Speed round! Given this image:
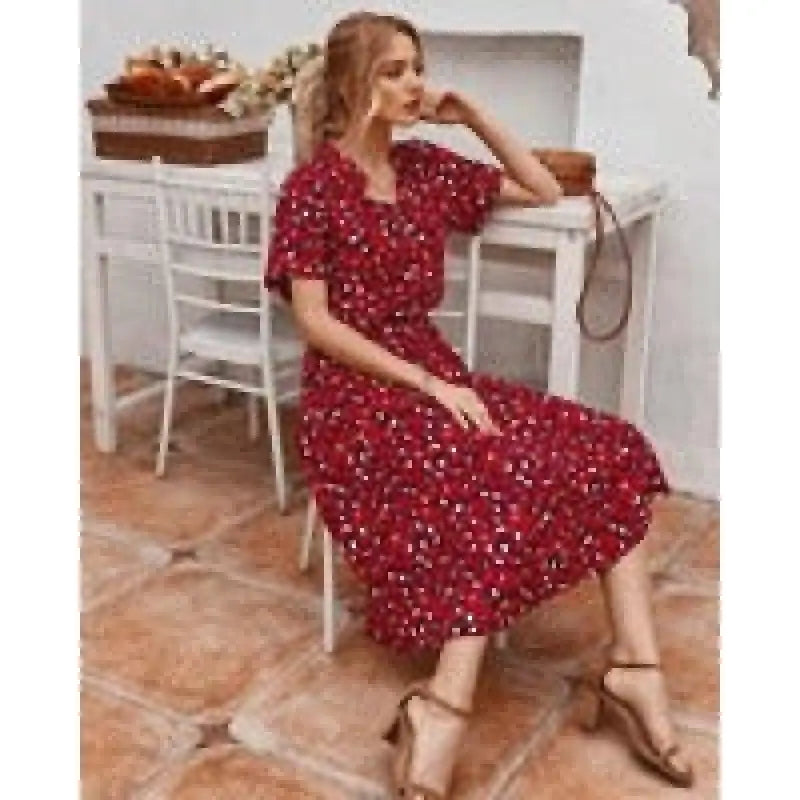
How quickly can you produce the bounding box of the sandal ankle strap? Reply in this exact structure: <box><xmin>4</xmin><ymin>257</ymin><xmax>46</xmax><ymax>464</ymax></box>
<box><xmin>608</xmin><ymin>661</ymin><xmax>662</xmax><ymax>670</ymax></box>
<box><xmin>397</xmin><ymin>682</ymin><xmax>472</xmax><ymax>718</ymax></box>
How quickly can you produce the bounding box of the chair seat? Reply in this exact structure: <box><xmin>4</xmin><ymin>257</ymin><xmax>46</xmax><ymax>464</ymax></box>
<box><xmin>180</xmin><ymin>312</ymin><xmax>303</xmax><ymax>366</ymax></box>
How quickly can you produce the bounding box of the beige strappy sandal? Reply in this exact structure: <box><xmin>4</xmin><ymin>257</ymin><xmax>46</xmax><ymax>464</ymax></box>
<box><xmin>381</xmin><ymin>681</ymin><xmax>471</xmax><ymax>799</ymax></box>
<box><xmin>575</xmin><ymin>660</ymin><xmax>695</xmax><ymax>788</ymax></box>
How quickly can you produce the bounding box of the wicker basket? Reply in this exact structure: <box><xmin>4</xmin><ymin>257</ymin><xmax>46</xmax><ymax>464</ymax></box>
<box><xmin>86</xmin><ymin>98</ymin><xmax>268</xmax><ymax>166</ymax></box>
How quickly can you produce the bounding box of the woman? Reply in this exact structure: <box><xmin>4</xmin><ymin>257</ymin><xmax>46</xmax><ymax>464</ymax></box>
<box><xmin>266</xmin><ymin>11</ymin><xmax>693</xmax><ymax>799</ymax></box>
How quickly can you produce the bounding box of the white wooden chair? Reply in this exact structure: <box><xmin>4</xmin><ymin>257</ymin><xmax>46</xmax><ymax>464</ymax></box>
<box><xmin>297</xmin><ymin>234</ymin><xmax>509</xmax><ymax>652</ymax></box>
<box><xmin>434</xmin><ymin>234</ymin><xmax>483</xmax><ymax>371</ymax></box>
<box><xmin>152</xmin><ymin>157</ymin><xmax>303</xmax><ymax>513</ymax></box>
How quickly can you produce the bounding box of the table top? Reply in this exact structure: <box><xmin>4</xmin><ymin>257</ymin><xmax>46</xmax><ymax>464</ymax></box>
<box><xmin>81</xmin><ymin>154</ymin><xmax>667</xmax><ymax>232</ymax></box>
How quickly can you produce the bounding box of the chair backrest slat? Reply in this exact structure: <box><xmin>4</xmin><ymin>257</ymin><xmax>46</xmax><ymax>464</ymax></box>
<box><xmin>169</xmin><ymin>260</ymin><xmax>263</xmax><ymax>282</ymax></box>
<box><xmin>173</xmin><ymin>294</ymin><xmax>261</xmax><ymax>314</ymax></box>
<box><xmin>152</xmin><ymin>157</ymin><xmax>276</xmax><ymax>338</ymax></box>
<box><xmin>152</xmin><ymin>156</ymin><xmax>303</xmax><ymax>416</ymax></box>
<box><xmin>219</xmin><ymin>201</ymin><xmax>232</xmax><ymax>244</ymax></box>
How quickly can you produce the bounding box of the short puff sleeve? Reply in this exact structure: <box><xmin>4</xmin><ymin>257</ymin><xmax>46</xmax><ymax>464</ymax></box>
<box><xmin>409</xmin><ymin>138</ymin><xmax>503</xmax><ymax>234</ymax></box>
<box><xmin>264</xmin><ymin>166</ymin><xmax>331</xmax><ymax>302</ymax></box>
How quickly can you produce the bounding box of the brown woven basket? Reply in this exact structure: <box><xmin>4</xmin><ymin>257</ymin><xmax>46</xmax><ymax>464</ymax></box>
<box><xmin>86</xmin><ymin>98</ymin><xmax>268</xmax><ymax>166</ymax></box>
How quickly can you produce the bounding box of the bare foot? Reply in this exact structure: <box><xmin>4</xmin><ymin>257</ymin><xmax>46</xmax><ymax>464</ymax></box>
<box><xmin>404</xmin><ymin>695</ymin><xmax>467</xmax><ymax>797</ymax></box>
<box><xmin>602</xmin><ymin>666</ymin><xmax>692</xmax><ymax>775</ymax></box>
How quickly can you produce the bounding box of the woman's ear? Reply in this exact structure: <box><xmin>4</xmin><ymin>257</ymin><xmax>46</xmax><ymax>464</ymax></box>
<box><xmin>352</xmin><ymin>83</ymin><xmax>382</xmax><ymax>133</ymax></box>
<box><xmin>366</xmin><ymin>85</ymin><xmax>382</xmax><ymax>120</ymax></box>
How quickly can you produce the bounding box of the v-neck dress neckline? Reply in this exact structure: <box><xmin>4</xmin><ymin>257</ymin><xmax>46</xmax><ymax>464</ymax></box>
<box><xmin>323</xmin><ymin>138</ymin><xmax>405</xmax><ymax>209</ymax></box>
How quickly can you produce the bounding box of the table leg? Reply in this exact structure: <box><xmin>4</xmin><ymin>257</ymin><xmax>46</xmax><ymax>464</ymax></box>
<box><xmin>548</xmin><ymin>229</ymin><xmax>586</xmax><ymax>399</ymax></box>
<box><xmin>83</xmin><ymin>188</ymin><xmax>117</xmax><ymax>452</ymax></box>
<box><xmin>620</xmin><ymin>213</ymin><xmax>658</xmax><ymax>426</ymax></box>
<box><xmin>465</xmin><ymin>235</ymin><xmax>482</xmax><ymax>370</ymax></box>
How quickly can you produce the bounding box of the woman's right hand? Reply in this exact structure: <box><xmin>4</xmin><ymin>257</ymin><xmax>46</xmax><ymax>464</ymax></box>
<box><xmin>419</xmin><ymin>86</ymin><xmax>474</xmax><ymax>126</ymax></box>
<box><xmin>423</xmin><ymin>375</ymin><xmax>502</xmax><ymax>435</ymax></box>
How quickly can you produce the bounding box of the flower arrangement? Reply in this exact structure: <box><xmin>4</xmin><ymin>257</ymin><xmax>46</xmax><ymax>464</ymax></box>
<box><xmin>221</xmin><ymin>42</ymin><xmax>322</xmax><ymax>119</ymax></box>
<box><xmin>102</xmin><ymin>40</ymin><xmax>322</xmax><ymax>121</ymax></box>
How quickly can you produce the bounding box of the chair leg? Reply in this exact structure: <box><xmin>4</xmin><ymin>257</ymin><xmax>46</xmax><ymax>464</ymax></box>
<box><xmin>261</xmin><ymin>365</ymin><xmax>288</xmax><ymax>513</ymax></box>
<box><xmin>300</xmin><ymin>494</ymin><xmax>317</xmax><ymax>572</ymax></box>
<box><xmin>465</xmin><ymin>234</ymin><xmax>482</xmax><ymax>371</ymax></box>
<box><xmin>247</xmin><ymin>393</ymin><xmax>260</xmax><ymax>441</ymax></box>
<box><xmin>322</xmin><ymin>525</ymin><xmax>337</xmax><ymax>654</ymax></box>
<box><xmin>155</xmin><ymin>345</ymin><xmax>179</xmax><ymax>477</ymax></box>
<box><xmin>212</xmin><ymin>361</ymin><xmax>229</xmax><ymax>404</ymax></box>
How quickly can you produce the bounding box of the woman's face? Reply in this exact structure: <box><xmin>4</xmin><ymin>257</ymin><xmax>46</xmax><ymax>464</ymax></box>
<box><xmin>368</xmin><ymin>32</ymin><xmax>424</xmax><ymax>127</ymax></box>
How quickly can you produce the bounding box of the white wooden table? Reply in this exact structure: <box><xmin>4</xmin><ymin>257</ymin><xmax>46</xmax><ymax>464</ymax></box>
<box><xmin>472</xmin><ymin>175</ymin><xmax>666</xmax><ymax>423</ymax></box>
<box><xmin>81</xmin><ymin>155</ymin><xmax>665</xmax><ymax>452</ymax></box>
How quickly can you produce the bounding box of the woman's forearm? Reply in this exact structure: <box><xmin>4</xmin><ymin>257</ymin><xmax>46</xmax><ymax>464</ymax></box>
<box><xmin>298</xmin><ymin>307</ymin><xmax>431</xmax><ymax>392</ymax></box>
<box><xmin>462</xmin><ymin>99</ymin><xmax>563</xmax><ymax>203</ymax></box>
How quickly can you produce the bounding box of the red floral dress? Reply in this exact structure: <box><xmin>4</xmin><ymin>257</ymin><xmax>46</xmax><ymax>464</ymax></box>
<box><xmin>265</xmin><ymin>137</ymin><xmax>669</xmax><ymax>652</ymax></box>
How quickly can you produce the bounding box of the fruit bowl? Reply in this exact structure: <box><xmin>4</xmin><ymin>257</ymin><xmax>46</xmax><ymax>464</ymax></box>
<box><xmin>104</xmin><ymin>82</ymin><xmax>211</xmax><ymax>107</ymax></box>
<box><xmin>105</xmin><ymin>66</ymin><xmax>239</xmax><ymax>108</ymax></box>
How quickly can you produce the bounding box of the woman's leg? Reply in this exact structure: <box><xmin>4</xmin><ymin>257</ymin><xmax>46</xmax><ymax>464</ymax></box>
<box><xmin>406</xmin><ymin>634</ymin><xmax>489</xmax><ymax>794</ymax></box>
<box><xmin>429</xmin><ymin>633</ymin><xmax>489</xmax><ymax>709</ymax></box>
<box><xmin>598</xmin><ymin>540</ymin><xmax>691</xmax><ymax>770</ymax></box>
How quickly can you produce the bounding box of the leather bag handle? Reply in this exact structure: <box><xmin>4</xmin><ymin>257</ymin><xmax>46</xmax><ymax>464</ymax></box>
<box><xmin>575</xmin><ymin>189</ymin><xmax>634</xmax><ymax>342</ymax></box>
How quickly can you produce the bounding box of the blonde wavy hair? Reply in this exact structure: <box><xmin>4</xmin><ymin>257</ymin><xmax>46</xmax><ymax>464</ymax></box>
<box><xmin>291</xmin><ymin>11</ymin><xmax>424</xmax><ymax>163</ymax></box>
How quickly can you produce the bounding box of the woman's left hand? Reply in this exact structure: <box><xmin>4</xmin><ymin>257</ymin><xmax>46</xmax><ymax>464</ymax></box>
<box><xmin>419</xmin><ymin>86</ymin><xmax>473</xmax><ymax>126</ymax></box>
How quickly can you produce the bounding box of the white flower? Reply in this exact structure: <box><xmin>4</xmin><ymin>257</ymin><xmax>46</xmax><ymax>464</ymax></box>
<box><xmin>217</xmin><ymin>40</ymin><xmax>321</xmax><ymax>119</ymax></box>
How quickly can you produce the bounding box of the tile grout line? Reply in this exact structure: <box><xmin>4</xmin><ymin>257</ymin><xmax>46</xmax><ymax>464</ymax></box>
<box><xmin>660</xmin><ymin>566</ymin><xmax>718</xmax><ymax>593</ymax></box>
<box><xmin>230</xmin><ymin>725</ymin><xmax>389</xmax><ymax>799</ymax></box>
<box><xmin>484</xmin><ymin>679</ymin><xmax>574</xmax><ymax>800</ymax></box>
<box><xmin>202</xmin><ymin>560</ymin><xmax>344</xmax><ymax>617</ymax></box>
<box><xmin>80</xmin><ymin>524</ymin><xmax>174</xmax><ymax>614</ymax></box>
<box><xmin>82</xmin><ymin>517</ymin><xmax>354</xmax><ymax>640</ymax></box>
<box><xmin>82</xmin><ymin>561</ymin><xmax>343</xmax><ymax>725</ymax></box>
<box><xmin>228</xmin><ymin>642</ymin><xmax>390</xmax><ymax>799</ymax></box>
<box><xmin>81</xmin><ymin>672</ymin><xmax>203</xmax><ymax>733</ymax></box>
<box><xmin>674</xmin><ymin>709</ymin><xmax>719</xmax><ymax>737</ymax></box>
<box><xmin>80</xmin><ymin>494</ymin><xmax>272</xmax><ymax>556</ymax></box>
<box><xmin>81</xmin><ymin>569</ymin><xmax>169</xmax><ymax>615</ymax></box>
<box><xmin>655</xmin><ymin>574</ymin><xmax>719</xmax><ymax>598</ymax></box>
<box><xmin>655</xmin><ymin>523</ymin><xmax>716</xmax><ymax>578</ymax></box>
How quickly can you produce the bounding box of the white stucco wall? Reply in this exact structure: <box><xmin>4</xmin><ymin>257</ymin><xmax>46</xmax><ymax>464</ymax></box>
<box><xmin>81</xmin><ymin>0</ymin><xmax>719</xmax><ymax>498</ymax></box>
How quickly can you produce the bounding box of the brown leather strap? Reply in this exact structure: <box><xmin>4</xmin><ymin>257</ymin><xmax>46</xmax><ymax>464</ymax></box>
<box><xmin>575</xmin><ymin>189</ymin><xmax>634</xmax><ymax>342</ymax></box>
<box><xmin>397</xmin><ymin>682</ymin><xmax>472</xmax><ymax>718</ymax></box>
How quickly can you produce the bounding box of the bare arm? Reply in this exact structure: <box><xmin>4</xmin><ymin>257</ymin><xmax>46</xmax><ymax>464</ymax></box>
<box><xmin>422</xmin><ymin>88</ymin><xmax>564</xmax><ymax>207</ymax></box>
<box><xmin>290</xmin><ymin>280</ymin><xmax>429</xmax><ymax>392</ymax></box>
<box><xmin>464</xmin><ymin>100</ymin><xmax>564</xmax><ymax>206</ymax></box>
<box><xmin>289</xmin><ymin>281</ymin><xmax>500</xmax><ymax>434</ymax></box>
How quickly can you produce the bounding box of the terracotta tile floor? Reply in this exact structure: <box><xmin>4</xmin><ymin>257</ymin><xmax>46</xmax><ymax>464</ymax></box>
<box><xmin>80</xmin><ymin>363</ymin><xmax>720</xmax><ymax>799</ymax></box>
